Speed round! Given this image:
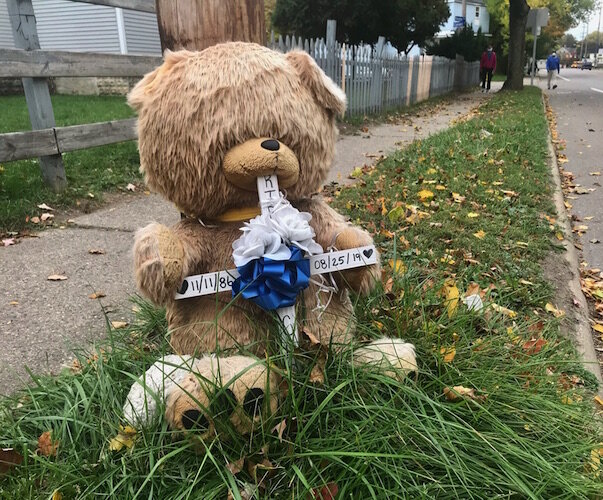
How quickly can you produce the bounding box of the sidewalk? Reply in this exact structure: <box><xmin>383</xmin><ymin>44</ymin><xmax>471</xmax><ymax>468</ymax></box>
<box><xmin>0</xmin><ymin>86</ymin><xmax>498</xmax><ymax>394</ymax></box>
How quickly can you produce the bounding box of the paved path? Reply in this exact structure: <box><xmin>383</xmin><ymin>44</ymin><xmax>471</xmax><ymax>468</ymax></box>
<box><xmin>543</xmin><ymin>69</ymin><xmax>603</xmax><ymax>270</ymax></box>
<box><xmin>0</xmin><ymin>87</ymin><xmax>496</xmax><ymax>394</ymax></box>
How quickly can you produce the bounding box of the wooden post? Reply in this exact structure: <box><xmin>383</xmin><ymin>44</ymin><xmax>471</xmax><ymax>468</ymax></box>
<box><xmin>155</xmin><ymin>0</ymin><xmax>266</xmax><ymax>52</ymax></box>
<box><xmin>7</xmin><ymin>0</ymin><xmax>66</xmax><ymax>192</ymax></box>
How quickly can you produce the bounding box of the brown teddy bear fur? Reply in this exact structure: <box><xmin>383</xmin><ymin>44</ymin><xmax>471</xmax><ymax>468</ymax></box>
<box><xmin>130</xmin><ymin>42</ymin><xmax>378</xmax><ymax>354</ymax></box>
<box><xmin>128</xmin><ymin>42</ymin><xmax>415</xmax><ymax>432</ymax></box>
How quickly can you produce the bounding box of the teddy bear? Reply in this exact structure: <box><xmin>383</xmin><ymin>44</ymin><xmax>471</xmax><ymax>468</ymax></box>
<box><xmin>122</xmin><ymin>42</ymin><xmax>417</xmax><ymax>436</ymax></box>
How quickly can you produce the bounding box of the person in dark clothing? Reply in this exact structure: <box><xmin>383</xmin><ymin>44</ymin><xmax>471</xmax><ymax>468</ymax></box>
<box><xmin>480</xmin><ymin>45</ymin><xmax>496</xmax><ymax>92</ymax></box>
<box><xmin>546</xmin><ymin>52</ymin><xmax>560</xmax><ymax>90</ymax></box>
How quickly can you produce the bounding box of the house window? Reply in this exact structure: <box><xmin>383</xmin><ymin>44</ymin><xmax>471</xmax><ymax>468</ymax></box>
<box><xmin>475</xmin><ymin>6</ymin><xmax>480</xmax><ymax>18</ymax></box>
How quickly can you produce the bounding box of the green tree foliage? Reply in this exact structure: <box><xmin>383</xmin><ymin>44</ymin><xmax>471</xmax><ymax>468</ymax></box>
<box><xmin>426</xmin><ymin>26</ymin><xmax>488</xmax><ymax>61</ymax></box>
<box><xmin>272</xmin><ymin>0</ymin><xmax>450</xmax><ymax>54</ymax></box>
<box><xmin>560</xmin><ymin>33</ymin><xmax>577</xmax><ymax>47</ymax></box>
<box><xmin>486</xmin><ymin>0</ymin><xmax>595</xmax><ymax>75</ymax></box>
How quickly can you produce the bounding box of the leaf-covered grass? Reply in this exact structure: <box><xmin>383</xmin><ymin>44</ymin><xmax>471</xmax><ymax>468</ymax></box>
<box><xmin>0</xmin><ymin>95</ymin><xmax>140</xmax><ymax>234</ymax></box>
<box><xmin>1</xmin><ymin>88</ymin><xmax>601</xmax><ymax>498</ymax></box>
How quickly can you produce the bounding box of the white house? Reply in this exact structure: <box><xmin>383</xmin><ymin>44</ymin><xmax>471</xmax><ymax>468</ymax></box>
<box><xmin>0</xmin><ymin>0</ymin><xmax>161</xmax><ymax>55</ymax></box>
<box><xmin>439</xmin><ymin>0</ymin><xmax>490</xmax><ymax>37</ymax></box>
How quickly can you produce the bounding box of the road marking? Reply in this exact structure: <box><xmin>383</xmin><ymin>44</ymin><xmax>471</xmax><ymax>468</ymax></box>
<box><xmin>557</xmin><ymin>75</ymin><xmax>571</xmax><ymax>81</ymax></box>
<box><xmin>591</xmin><ymin>87</ymin><xmax>603</xmax><ymax>94</ymax></box>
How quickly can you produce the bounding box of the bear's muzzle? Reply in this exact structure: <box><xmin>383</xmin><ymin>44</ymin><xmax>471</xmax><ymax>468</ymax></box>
<box><xmin>223</xmin><ymin>138</ymin><xmax>300</xmax><ymax>191</ymax></box>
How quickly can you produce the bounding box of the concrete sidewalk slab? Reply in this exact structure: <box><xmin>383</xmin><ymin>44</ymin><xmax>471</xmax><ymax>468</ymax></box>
<box><xmin>0</xmin><ymin>89</ymin><xmax>496</xmax><ymax>394</ymax></box>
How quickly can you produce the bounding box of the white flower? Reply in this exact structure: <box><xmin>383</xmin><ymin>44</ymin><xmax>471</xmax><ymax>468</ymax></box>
<box><xmin>232</xmin><ymin>223</ymin><xmax>290</xmax><ymax>267</ymax></box>
<box><xmin>231</xmin><ymin>196</ymin><xmax>323</xmax><ymax>266</ymax></box>
<box><xmin>270</xmin><ymin>202</ymin><xmax>323</xmax><ymax>255</ymax></box>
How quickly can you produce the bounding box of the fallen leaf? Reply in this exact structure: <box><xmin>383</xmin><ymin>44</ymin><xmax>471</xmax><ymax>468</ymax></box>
<box><xmin>37</xmin><ymin>431</ymin><xmax>59</xmax><ymax>457</ymax></box>
<box><xmin>555</xmin><ymin>232</ymin><xmax>564</xmax><ymax>241</ymax></box>
<box><xmin>0</xmin><ymin>448</ymin><xmax>23</xmax><ymax>475</ymax></box>
<box><xmin>590</xmin><ymin>238</ymin><xmax>600</xmax><ymax>244</ymax></box>
<box><xmin>109</xmin><ymin>425</ymin><xmax>137</xmax><ymax>451</ymax></box>
<box><xmin>226</xmin><ymin>457</ymin><xmax>245</xmax><ymax>475</ymax></box>
<box><xmin>442</xmin><ymin>279</ymin><xmax>459</xmax><ymax>319</ymax></box>
<box><xmin>308</xmin><ymin>482</ymin><xmax>339</xmax><ymax>500</ymax></box>
<box><xmin>592</xmin><ymin>324</ymin><xmax>603</xmax><ymax>334</ymax></box>
<box><xmin>47</xmin><ymin>274</ymin><xmax>68</xmax><ymax>281</ymax></box>
<box><xmin>126</xmin><ymin>183</ymin><xmax>136</xmax><ymax>192</ymax></box>
<box><xmin>388</xmin><ymin>205</ymin><xmax>405</xmax><ymax>222</ymax></box>
<box><xmin>88</xmin><ymin>248</ymin><xmax>105</xmax><ymax>255</ymax></box>
<box><xmin>2</xmin><ymin>238</ymin><xmax>15</xmax><ymax>247</ymax></box>
<box><xmin>349</xmin><ymin>167</ymin><xmax>363</xmax><ymax>179</ymax></box>
<box><xmin>272</xmin><ymin>419</ymin><xmax>287</xmax><ymax>442</ymax></box>
<box><xmin>595</xmin><ymin>395</ymin><xmax>603</xmax><ymax>407</ymax></box>
<box><xmin>523</xmin><ymin>337</ymin><xmax>547</xmax><ymax>355</ymax></box>
<box><xmin>302</xmin><ymin>328</ymin><xmax>321</xmax><ymax>346</ymax></box>
<box><xmin>473</xmin><ymin>230</ymin><xmax>486</xmax><ymax>239</ymax></box>
<box><xmin>389</xmin><ymin>259</ymin><xmax>406</xmax><ymax>274</ymax></box>
<box><xmin>545</xmin><ymin>302</ymin><xmax>565</xmax><ymax>318</ymax></box>
<box><xmin>467</xmin><ymin>212</ymin><xmax>480</xmax><ymax>218</ymax></box>
<box><xmin>575</xmin><ymin>187</ymin><xmax>589</xmax><ymax>194</ymax></box>
<box><xmin>443</xmin><ymin>385</ymin><xmax>484</xmax><ymax>402</ymax></box>
<box><xmin>88</xmin><ymin>292</ymin><xmax>106</xmax><ymax>299</ymax></box>
<box><xmin>452</xmin><ymin>192</ymin><xmax>466</xmax><ymax>204</ymax></box>
<box><xmin>589</xmin><ymin>171</ymin><xmax>601</xmax><ymax>176</ymax></box>
<box><xmin>37</xmin><ymin>203</ymin><xmax>54</xmax><ymax>211</ymax></box>
<box><xmin>490</xmin><ymin>303</ymin><xmax>517</xmax><ymax>318</ymax></box>
<box><xmin>30</xmin><ymin>216</ymin><xmax>40</xmax><ymax>224</ymax></box>
<box><xmin>9</xmin><ymin>301</ymin><xmax>18</xmax><ymax>306</ymax></box>
<box><xmin>247</xmin><ymin>457</ymin><xmax>277</xmax><ymax>486</ymax></box>
<box><xmin>110</xmin><ymin>321</ymin><xmax>128</xmax><ymax>329</ymax></box>
<box><xmin>87</xmin><ymin>192</ymin><xmax>95</xmax><ymax>198</ymax></box>
<box><xmin>40</xmin><ymin>213</ymin><xmax>54</xmax><ymax>222</ymax></box>
<box><xmin>440</xmin><ymin>347</ymin><xmax>456</xmax><ymax>363</ymax></box>
<box><xmin>309</xmin><ymin>362</ymin><xmax>325</xmax><ymax>385</ymax></box>
<box><xmin>417</xmin><ymin>189</ymin><xmax>434</xmax><ymax>202</ymax></box>
<box><xmin>52</xmin><ymin>491</ymin><xmax>62</xmax><ymax>500</ymax></box>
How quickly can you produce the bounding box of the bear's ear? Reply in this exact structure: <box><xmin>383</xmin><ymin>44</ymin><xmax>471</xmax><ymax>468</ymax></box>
<box><xmin>286</xmin><ymin>50</ymin><xmax>346</xmax><ymax>116</ymax></box>
<box><xmin>127</xmin><ymin>50</ymin><xmax>193</xmax><ymax>111</ymax></box>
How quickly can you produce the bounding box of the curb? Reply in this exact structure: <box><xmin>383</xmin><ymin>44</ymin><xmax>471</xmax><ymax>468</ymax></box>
<box><xmin>543</xmin><ymin>95</ymin><xmax>603</xmax><ymax>393</ymax></box>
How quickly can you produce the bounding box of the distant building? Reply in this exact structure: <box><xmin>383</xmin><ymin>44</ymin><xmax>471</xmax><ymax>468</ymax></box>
<box><xmin>0</xmin><ymin>0</ymin><xmax>161</xmax><ymax>55</ymax></box>
<box><xmin>438</xmin><ymin>0</ymin><xmax>490</xmax><ymax>37</ymax></box>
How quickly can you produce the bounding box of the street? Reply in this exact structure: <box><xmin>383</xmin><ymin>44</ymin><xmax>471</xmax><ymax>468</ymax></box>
<box><xmin>545</xmin><ymin>68</ymin><xmax>603</xmax><ymax>270</ymax></box>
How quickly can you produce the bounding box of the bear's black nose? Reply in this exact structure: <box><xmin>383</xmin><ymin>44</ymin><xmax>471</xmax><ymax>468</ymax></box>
<box><xmin>260</xmin><ymin>139</ymin><xmax>280</xmax><ymax>151</ymax></box>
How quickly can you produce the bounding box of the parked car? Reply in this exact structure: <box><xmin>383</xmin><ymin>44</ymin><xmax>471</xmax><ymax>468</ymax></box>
<box><xmin>581</xmin><ymin>59</ymin><xmax>593</xmax><ymax>70</ymax></box>
<box><xmin>570</xmin><ymin>60</ymin><xmax>580</xmax><ymax>68</ymax></box>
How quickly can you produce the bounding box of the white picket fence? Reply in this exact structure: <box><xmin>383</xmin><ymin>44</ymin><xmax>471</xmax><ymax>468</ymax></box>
<box><xmin>269</xmin><ymin>32</ymin><xmax>480</xmax><ymax>117</ymax></box>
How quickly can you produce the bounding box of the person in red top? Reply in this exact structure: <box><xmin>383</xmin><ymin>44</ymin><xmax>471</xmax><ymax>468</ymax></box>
<box><xmin>480</xmin><ymin>45</ymin><xmax>496</xmax><ymax>93</ymax></box>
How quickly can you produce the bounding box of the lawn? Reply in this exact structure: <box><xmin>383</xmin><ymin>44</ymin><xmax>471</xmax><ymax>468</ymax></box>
<box><xmin>0</xmin><ymin>95</ymin><xmax>140</xmax><ymax>234</ymax></box>
<box><xmin>0</xmin><ymin>88</ymin><xmax>601</xmax><ymax>498</ymax></box>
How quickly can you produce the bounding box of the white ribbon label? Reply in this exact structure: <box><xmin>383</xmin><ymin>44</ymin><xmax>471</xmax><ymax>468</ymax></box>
<box><xmin>175</xmin><ymin>245</ymin><xmax>377</xmax><ymax>300</ymax></box>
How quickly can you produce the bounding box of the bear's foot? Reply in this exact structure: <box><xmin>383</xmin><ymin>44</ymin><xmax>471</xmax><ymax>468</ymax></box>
<box><xmin>353</xmin><ymin>338</ymin><xmax>417</xmax><ymax>381</ymax></box>
<box><xmin>166</xmin><ymin>355</ymin><xmax>280</xmax><ymax>438</ymax></box>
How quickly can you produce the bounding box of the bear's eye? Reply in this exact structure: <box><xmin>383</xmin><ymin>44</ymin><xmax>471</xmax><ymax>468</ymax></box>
<box><xmin>242</xmin><ymin>388</ymin><xmax>265</xmax><ymax>418</ymax></box>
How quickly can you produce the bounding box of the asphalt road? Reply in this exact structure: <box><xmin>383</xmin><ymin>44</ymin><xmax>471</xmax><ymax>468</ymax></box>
<box><xmin>545</xmin><ymin>68</ymin><xmax>603</xmax><ymax>270</ymax></box>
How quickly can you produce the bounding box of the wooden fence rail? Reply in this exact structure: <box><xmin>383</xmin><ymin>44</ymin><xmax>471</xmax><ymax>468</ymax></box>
<box><xmin>0</xmin><ymin>49</ymin><xmax>162</xmax><ymax>78</ymax></box>
<box><xmin>0</xmin><ymin>118</ymin><xmax>137</xmax><ymax>162</ymax></box>
<box><xmin>1</xmin><ymin>4</ymin><xmax>479</xmax><ymax>191</ymax></box>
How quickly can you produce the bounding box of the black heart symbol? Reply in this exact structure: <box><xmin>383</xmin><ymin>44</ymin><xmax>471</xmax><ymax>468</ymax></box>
<box><xmin>363</xmin><ymin>248</ymin><xmax>374</xmax><ymax>258</ymax></box>
<box><xmin>178</xmin><ymin>280</ymin><xmax>189</xmax><ymax>294</ymax></box>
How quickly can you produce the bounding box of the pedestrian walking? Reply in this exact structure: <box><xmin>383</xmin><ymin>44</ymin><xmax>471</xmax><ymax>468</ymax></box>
<box><xmin>480</xmin><ymin>45</ymin><xmax>496</xmax><ymax>92</ymax></box>
<box><xmin>546</xmin><ymin>51</ymin><xmax>560</xmax><ymax>90</ymax></box>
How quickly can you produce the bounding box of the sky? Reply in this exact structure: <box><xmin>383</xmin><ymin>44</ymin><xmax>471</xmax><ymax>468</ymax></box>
<box><xmin>566</xmin><ymin>4</ymin><xmax>602</xmax><ymax>39</ymax></box>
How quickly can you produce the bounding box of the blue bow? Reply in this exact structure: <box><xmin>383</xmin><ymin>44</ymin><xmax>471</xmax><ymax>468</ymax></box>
<box><xmin>232</xmin><ymin>246</ymin><xmax>311</xmax><ymax>310</ymax></box>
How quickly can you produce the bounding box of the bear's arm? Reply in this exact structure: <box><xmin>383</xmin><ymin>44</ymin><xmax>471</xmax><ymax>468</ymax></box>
<box><xmin>296</xmin><ymin>197</ymin><xmax>380</xmax><ymax>295</ymax></box>
<box><xmin>133</xmin><ymin>218</ymin><xmax>214</xmax><ymax>306</ymax></box>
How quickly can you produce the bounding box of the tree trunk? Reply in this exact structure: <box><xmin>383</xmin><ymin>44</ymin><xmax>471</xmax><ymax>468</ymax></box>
<box><xmin>502</xmin><ymin>0</ymin><xmax>530</xmax><ymax>90</ymax></box>
<box><xmin>156</xmin><ymin>0</ymin><xmax>266</xmax><ymax>52</ymax></box>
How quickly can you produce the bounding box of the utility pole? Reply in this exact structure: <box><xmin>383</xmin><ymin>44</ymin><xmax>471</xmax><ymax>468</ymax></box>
<box><xmin>155</xmin><ymin>0</ymin><xmax>266</xmax><ymax>52</ymax></box>
<box><xmin>597</xmin><ymin>1</ymin><xmax>602</xmax><ymax>54</ymax></box>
